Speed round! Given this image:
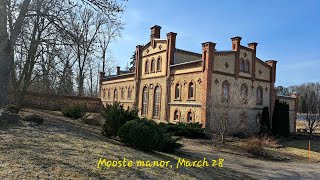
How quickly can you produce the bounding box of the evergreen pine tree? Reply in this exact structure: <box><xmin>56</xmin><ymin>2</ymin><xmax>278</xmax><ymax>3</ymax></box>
<box><xmin>260</xmin><ymin>106</ymin><xmax>270</xmax><ymax>134</ymax></box>
<box><xmin>129</xmin><ymin>52</ymin><xmax>136</xmax><ymax>73</ymax></box>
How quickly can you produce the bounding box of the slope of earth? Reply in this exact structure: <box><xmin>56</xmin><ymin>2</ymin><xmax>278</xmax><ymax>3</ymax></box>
<box><xmin>0</xmin><ymin>109</ymin><xmax>319</xmax><ymax>179</ymax></box>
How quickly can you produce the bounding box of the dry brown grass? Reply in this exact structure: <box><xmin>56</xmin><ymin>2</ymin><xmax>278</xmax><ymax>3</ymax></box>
<box><xmin>261</xmin><ymin>135</ymin><xmax>281</xmax><ymax>148</ymax></box>
<box><xmin>0</xmin><ymin>109</ymin><xmax>249</xmax><ymax>180</ymax></box>
<box><xmin>241</xmin><ymin>137</ymin><xmax>264</xmax><ymax>156</ymax></box>
<box><xmin>265</xmin><ymin>139</ymin><xmax>320</xmax><ymax>162</ymax></box>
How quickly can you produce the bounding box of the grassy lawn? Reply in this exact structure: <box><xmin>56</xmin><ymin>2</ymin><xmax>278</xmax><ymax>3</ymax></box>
<box><xmin>266</xmin><ymin>139</ymin><xmax>320</xmax><ymax>162</ymax></box>
<box><xmin>0</xmin><ymin>109</ymin><xmax>251</xmax><ymax>179</ymax></box>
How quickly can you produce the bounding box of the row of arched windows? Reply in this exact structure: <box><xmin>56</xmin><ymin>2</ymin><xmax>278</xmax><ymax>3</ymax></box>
<box><xmin>221</xmin><ymin>80</ymin><xmax>263</xmax><ymax>105</ymax></box>
<box><xmin>145</xmin><ymin>57</ymin><xmax>162</xmax><ymax>74</ymax></box>
<box><xmin>141</xmin><ymin>85</ymin><xmax>162</xmax><ymax>118</ymax></box>
<box><xmin>173</xmin><ymin>109</ymin><xmax>195</xmax><ymax>123</ymax></box>
<box><xmin>102</xmin><ymin>87</ymin><xmax>132</xmax><ymax>100</ymax></box>
<box><xmin>174</xmin><ymin>81</ymin><xmax>195</xmax><ymax>100</ymax></box>
<box><xmin>240</xmin><ymin>58</ymin><xmax>250</xmax><ymax>73</ymax></box>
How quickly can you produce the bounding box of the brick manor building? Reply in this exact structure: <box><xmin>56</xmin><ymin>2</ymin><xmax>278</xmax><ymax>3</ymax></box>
<box><xmin>99</xmin><ymin>25</ymin><xmax>297</xmax><ymax>133</ymax></box>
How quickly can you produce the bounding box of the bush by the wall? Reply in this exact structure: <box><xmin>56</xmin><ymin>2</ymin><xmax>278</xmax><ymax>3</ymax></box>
<box><xmin>101</xmin><ymin>102</ymin><xmax>138</xmax><ymax>137</ymax></box>
<box><xmin>158</xmin><ymin>122</ymin><xmax>207</xmax><ymax>139</ymax></box>
<box><xmin>260</xmin><ymin>107</ymin><xmax>270</xmax><ymax>134</ymax></box>
<box><xmin>118</xmin><ymin>119</ymin><xmax>182</xmax><ymax>152</ymax></box>
<box><xmin>61</xmin><ymin>105</ymin><xmax>86</xmax><ymax>119</ymax></box>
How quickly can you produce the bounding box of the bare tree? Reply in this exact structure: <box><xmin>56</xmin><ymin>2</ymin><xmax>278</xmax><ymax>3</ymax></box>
<box><xmin>299</xmin><ymin>83</ymin><xmax>320</xmax><ymax>138</ymax></box>
<box><xmin>97</xmin><ymin>22</ymin><xmax>122</xmax><ymax>72</ymax></box>
<box><xmin>208</xmin><ymin>86</ymin><xmax>257</xmax><ymax>143</ymax></box>
<box><xmin>63</xmin><ymin>6</ymin><xmax>105</xmax><ymax>96</ymax></box>
<box><xmin>0</xmin><ymin>0</ymin><xmax>125</xmax><ymax>107</ymax></box>
<box><xmin>0</xmin><ymin>0</ymin><xmax>31</xmax><ymax>107</ymax></box>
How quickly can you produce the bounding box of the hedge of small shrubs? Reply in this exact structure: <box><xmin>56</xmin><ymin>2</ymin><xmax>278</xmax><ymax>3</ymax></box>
<box><xmin>158</xmin><ymin>122</ymin><xmax>207</xmax><ymax>139</ymax></box>
<box><xmin>61</xmin><ymin>105</ymin><xmax>86</xmax><ymax>119</ymax></box>
<box><xmin>101</xmin><ymin>102</ymin><xmax>138</xmax><ymax>137</ymax></box>
<box><xmin>118</xmin><ymin>119</ymin><xmax>182</xmax><ymax>152</ymax></box>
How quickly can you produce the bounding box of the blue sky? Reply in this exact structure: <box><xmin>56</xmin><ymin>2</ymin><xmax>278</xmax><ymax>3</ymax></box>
<box><xmin>109</xmin><ymin>0</ymin><xmax>320</xmax><ymax>87</ymax></box>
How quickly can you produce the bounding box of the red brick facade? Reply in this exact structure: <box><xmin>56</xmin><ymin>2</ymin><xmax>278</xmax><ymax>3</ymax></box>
<box><xmin>99</xmin><ymin>25</ymin><xmax>297</xmax><ymax>134</ymax></box>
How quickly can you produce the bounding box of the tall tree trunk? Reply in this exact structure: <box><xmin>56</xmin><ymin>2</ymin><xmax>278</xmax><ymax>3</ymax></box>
<box><xmin>0</xmin><ymin>40</ymin><xmax>14</xmax><ymax>107</ymax></box>
<box><xmin>0</xmin><ymin>0</ymin><xmax>31</xmax><ymax>107</ymax></box>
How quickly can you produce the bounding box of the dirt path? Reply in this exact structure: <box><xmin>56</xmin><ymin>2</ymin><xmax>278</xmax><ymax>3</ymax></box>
<box><xmin>0</xmin><ymin>109</ymin><xmax>319</xmax><ymax>179</ymax></box>
<box><xmin>180</xmin><ymin>139</ymin><xmax>320</xmax><ymax>179</ymax></box>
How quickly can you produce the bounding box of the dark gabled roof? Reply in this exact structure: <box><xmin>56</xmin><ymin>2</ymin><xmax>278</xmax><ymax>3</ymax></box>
<box><xmin>176</xmin><ymin>48</ymin><xmax>202</xmax><ymax>57</ymax></box>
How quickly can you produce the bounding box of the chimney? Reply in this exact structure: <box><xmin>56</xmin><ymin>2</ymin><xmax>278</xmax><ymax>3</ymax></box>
<box><xmin>248</xmin><ymin>42</ymin><xmax>258</xmax><ymax>80</ymax></box>
<box><xmin>150</xmin><ymin>25</ymin><xmax>161</xmax><ymax>41</ymax></box>
<box><xmin>116</xmin><ymin>66</ymin><xmax>120</xmax><ymax>75</ymax></box>
<box><xmin>166</xmin><ymin>32</ymin><xmax>177</xmax><ymax>66</ymax></box>
<box><xmin>135</xmin><ymin>45</ymin><xmax>142</xmax><ymax>80</ymax></box>
<box><xmin>201</xmin><ymin>41</ymin><xmax>216</xmax><ymax>128</ymax></box>
<box><xmin>99</xmin><ymin>72</ymin><xmax>105</xmax><ymax>79</ymax></box>
<box><xmin>231</xmin><ymin>36</ymin><xmax>242</xmax><ymax>51</ymax></box>
<box><xmin>266</xmin><ymin>60</ymin><xmax>277</xmax><ymax>83</ymax></box>
<box><xmin>248</xmin><ymin>42</ymin><xmax>258</xmax><ymax>52</ymax></box>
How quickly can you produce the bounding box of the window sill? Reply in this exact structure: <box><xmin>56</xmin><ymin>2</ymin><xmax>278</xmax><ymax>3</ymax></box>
<box><xmin>187</xmin><ymin>98</ymin><xmax>196</xmax><ymax>101</ymax></box>
<box><xmin>174</xmin><ymin>98</ymin><xmax>181</xmax><ymax>101</ymax></box>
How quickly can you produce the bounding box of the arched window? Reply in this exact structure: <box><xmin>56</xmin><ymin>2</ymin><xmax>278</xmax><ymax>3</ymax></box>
<box><xmin>102</xmin><ymin>89</ymin><xmax>106</xmax><ymax>99</ymax></box>
<box><xmin>145</xmin><ymin>60</ymin><xmax>149</xmax><ymax>74</ymax></box>
<box><xmin>157</xmin><ymin>57</ymin><xmax>161</xmax><ymax>72</ymax></box>
<box><xmin>114</xmin><ymin>89</ymin><xmax>118</xmax><ymax>101</ymax></box>
<box><xmin>142</xmin><ymin>87</ymin><xmax>148</xmax><ymax>115</ymax></box>
<box><xmin>107</xmin><ymin>89</ymin><xmax>111</xmax><ymax>99</ymax></box>
<box><xmin>151</xmin><ymin>58</ymin><xmax>155</xmax><ymax>73</ymax></box>
<box><xmin>188</xmin><ymin>82</ymin><xmax>195</xmax><ymax>99</ymax></box>
<box><xmin>245</xmin><ymin>60</ymin><xmax>250</xmax><ymax>73</ymax></box>
<box><xmin>257</xmin><ymin>86</ymin><xmax>263</xmax><ymax>105</ymax></box>
<box><xmin>175</xmin><ymin>83</ymin><xmax>180</xmax><ymax>99</ymax></box>
<box><xmin>222</xmin><ymin>81</ymin><xmax>230</xmax><ymax>102</ymax></box>
<box><xmin>241</xmin><ymin>83</ymin><xmax>248</xmax><ymax>102</ymax></box>
<box><xmin>173</xmin><ymin>110</ymin><xmax>180</xmax><ymax>121</ymax></box>
<box><xmin>240</xmin><ymin>58</ymin><xmax>245</xmax><ymax>72</ymax></box>
<box><xmin>153</xmin><ymin>86</ymin><xmax>161</xmax><ymax>118</ymax></box>
<box><xmin>127</xmin><ymin>87</ymin><xmax>132</xmax><ymax>99</ymax></box>
<box><xmin>121</xmin><ymin>88</ymin><xmax>125</xmax><ymax>99</ymax></box>
<box><xmin>187</xmin><ymin>111</ymin><xmax>194</xmax><ymax>123</ymax></box>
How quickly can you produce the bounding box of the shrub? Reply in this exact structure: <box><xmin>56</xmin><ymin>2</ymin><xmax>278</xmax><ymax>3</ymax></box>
<box><xmin>24</xmin><ymin>114</ymin><xmax>44</xmax><ymax>125</ymax></box>
<box><xmin>101</xmin><ymin>102</ymin><xmax>138</xmax><ymax>137</ymax></box>
<box><xmin>158</xmin><ymin>122</ymin><xmax>207</xmax><ymax>139</ymax></box>
<box><xmin>261</xmin><ymin>135</ymin><xmax>281</xmax><ymax>148</ymax></box>
<box><xmin>82</xmin><ymin>118</ymin><xmax>101</xmax><ymax>126</ymax></box>
<box><xmin>241</xmin><ymin>137</ymin><xmax>264</xmax><ymax>156</ymax></box>
<box><xmin>61</xmin><ymin>105</ymin><xmax>86</xmax><ymax>119</ymax></box>
<box><xmin>5</xmin><ymin>104</ymin><xmax>20</xmax><ymax>114</ymax></box>
<box><xmin>118</xmin><ymin>119</ymin><xmax>182</xmax><ymax>152</ymax></box>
